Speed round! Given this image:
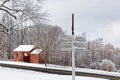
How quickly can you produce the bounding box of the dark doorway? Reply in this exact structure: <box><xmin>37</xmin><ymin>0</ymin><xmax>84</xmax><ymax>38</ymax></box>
<box><xmin>23</xmin><ymin>53</ymin><xmax>29</xmax><ymax>62</ymax></box>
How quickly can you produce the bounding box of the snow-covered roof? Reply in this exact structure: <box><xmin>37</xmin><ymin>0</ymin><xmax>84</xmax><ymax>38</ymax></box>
<box><xmin>31</xmin><ymin>49</ymin><xmax>42</xmax><ymax>54</ymax></box>
<box><xmin>13</xmin><ymin>45</ymin><xmax>35</xmax><ymax>52</ymax></box>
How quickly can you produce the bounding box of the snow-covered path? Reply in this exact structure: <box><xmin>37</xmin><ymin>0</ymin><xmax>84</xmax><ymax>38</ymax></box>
<box><xmin>0</xmin><ymin>67</ymin><xmax>108</xmax><ymax>80</ymax></box>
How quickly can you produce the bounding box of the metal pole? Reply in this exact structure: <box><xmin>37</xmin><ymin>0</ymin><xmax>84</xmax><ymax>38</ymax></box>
<box><xmin>72</xmin><ymin>13</ymin><xmax>75</xmax><ymax>80</ymax></box>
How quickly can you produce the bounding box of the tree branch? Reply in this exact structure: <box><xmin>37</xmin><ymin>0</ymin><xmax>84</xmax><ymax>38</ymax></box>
<box><xmin>0</xmin><ymin>8</ymin><xmax>17</xmax><ymax>19</ymax></box>
<box><xmin>0</xmin><ymin>30</ymin><xmax>8</xmax><ymax>35</ymax></box>
<box><xmin>0</xmin><ymin>23</ymin><xmax>8</xmax><ymax>31</ymax></box>
<box><xmin>2</xmin><ymin>5</ymin><xmax>19</xmax><ymax>12</ymax></box>
<box><xmin>10</xmin><ymin>17</ymin><xmax>28</xmax><ymax>30</ymax></box>
<box><xmin>1</xmin><ymin>0</ymin><xmax>10</xmax><ymax>7</ymax></box>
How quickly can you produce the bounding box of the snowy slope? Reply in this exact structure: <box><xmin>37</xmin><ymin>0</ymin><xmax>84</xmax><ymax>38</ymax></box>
<box><xmin>0</xmin><ymin>67</ymin><xmax>108</xmax><ymax>80</ymax></box>
<box><xmin>0</xmin><ymin>61</ymin><xmax>120</xmax><ymax>78</ymax></box>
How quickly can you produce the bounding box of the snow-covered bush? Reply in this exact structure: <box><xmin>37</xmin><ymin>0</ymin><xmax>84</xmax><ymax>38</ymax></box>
<box><xmin>99</xmin><ymin>59</ymin><xmax>117</xmax><ymax>72</ymax></box>
<box><xmin>90</xmin><ymin>62</ymin><xmax>99</xmax><ymax>69</ymax></box>
<box><xmin>117</xmin><ymin>68</ymin><xmax>120</xmax><ymax>73</ymax></box>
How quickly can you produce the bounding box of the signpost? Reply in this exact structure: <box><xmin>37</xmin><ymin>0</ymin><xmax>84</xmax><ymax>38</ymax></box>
<box><xmin>61</xmin><ymin>14</ymin><xmax>76</xmax><ymax>80</ymax></box>
<box><xmin>72</xmin><ymin>13</ymin><xmax>75</xmax><ymax>80</ymax></box>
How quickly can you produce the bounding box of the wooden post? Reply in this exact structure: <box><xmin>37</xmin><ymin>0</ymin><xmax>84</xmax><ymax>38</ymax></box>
<box><xmin>72</xmin><ymin>14</ymin><xmax>74</xmax><ymax>35</ymax></box>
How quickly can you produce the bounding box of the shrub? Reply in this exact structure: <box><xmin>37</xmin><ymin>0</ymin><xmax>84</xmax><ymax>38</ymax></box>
<box><xmin>99</xmin><ymin>59</ymin><xmax>117</xmax><ymax>72</ymax></box>
<box><xmin>90</xmin><ymin>62</ymin><xmax>99</xmax><ymax>69</ymax></box>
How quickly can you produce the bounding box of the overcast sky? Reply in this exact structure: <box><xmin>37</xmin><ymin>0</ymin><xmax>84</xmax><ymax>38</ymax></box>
<box><xmin>44</xmin><ymin>0</ymin><xmax>120</xmax><ymax>47</ymax></box>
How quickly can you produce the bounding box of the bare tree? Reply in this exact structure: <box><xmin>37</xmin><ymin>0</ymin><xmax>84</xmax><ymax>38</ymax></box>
<box><xmin>103</xmin><ymin>43</ymin><xmax>115</xmax><ymax>60</ymax></box>
<box><xmin>0</xmin><ymin>0</ymin><xmax>47</xmax><ymax>34</ymax></box>
<box><xmin>0</xmin><ymin>0</ymin><xmax>47</xmax><ymax>60</ymax></box>
<box><xmin>28</xmin><ymin>24</ymin><xmax>63</xmax><ymax>66</ymax></box>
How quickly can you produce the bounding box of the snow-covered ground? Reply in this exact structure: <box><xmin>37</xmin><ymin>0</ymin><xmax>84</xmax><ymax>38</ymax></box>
<box><xmin>0</xmin><ymin>67</ymin><xmax>108</xmax><ymax>80</ymax></box>
<box><xmin>0</xmin><ymin>61</ymin><xmax>120</xmax><ymax>78</ymax></box>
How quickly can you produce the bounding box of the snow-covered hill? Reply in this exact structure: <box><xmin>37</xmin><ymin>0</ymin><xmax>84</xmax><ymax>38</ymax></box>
<box><xmin>0</xmin><ymin>67</ymin><xmax>108</xmax><ymax>80</ymax></box>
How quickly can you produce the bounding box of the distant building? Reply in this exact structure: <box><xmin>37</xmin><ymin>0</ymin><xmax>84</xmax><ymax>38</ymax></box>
<box><xmin>13</xmin><ymin>45</ymin><xmax>45</xmax><ymax>64</ymax></box>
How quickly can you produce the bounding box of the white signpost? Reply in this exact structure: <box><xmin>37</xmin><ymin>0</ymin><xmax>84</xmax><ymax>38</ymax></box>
<box><xmin>71</xmin><ymin>14</ymin><xmax>75</xmax><ymax>80</ymax></box>
<box><xmin>61</xmin><ymin>14</ymin><xmax>75</xmax><ymax>80</ymax></box>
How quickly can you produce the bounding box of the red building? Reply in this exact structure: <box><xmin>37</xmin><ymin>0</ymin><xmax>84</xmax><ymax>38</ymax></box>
<box><xmin>13</xmin><ymin>45</ymin><xmax>45</xmax><ymax>64</ymax></box>
<box><xmin>30</xmin><ymin>49</ymin><xmax>45</xmax><ymax>63</ymax></box>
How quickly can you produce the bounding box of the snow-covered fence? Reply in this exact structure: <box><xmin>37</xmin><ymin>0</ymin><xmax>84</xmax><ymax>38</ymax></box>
<box><xmin>0</xmin><ymin>61</ymin><xmax>120</xmax><ymax>80</ymax></box>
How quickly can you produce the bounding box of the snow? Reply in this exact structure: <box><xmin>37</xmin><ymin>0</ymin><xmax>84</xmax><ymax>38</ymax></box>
<box><xmin>0</xmin><ymin>66</ymin><xmax>108</xmax><ymax>80</ymax></box>
<box><xmin>0</xmin><ymin>61</ymin><xmax>45</xmax><ymax>67</ymax></box>
<box><xmin>0</xmin><ymin>61</ymin><xmax>119</xmax><ymax>79</ymax></box>
<box><xmin>31</xmin><ymin>49</ymin><xmax>42</xmax><ymax>54</ymax></box>
<box><xmin>13</xmin><ymin>45</ymin><xmax>35</xmax><ymax>51</ymax></box>
<box><xmin>24</xmin><ymin>53</ymin><xmax>28</xmax><ymax>56</ymax></box>
<box><xmin>47</xmin><ymin>64</ymin><xmax>120</xmax><ymax>78</ymax></box>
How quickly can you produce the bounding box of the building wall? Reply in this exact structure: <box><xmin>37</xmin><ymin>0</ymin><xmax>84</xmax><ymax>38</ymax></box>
<box><xmin>30</xmin><ymin>54</ymin><xmax>39</xmax><ymax>63</ymax></box>
<box><xmin>13</xmin><ymin>48</ymin><xmax>45</xmax><ymax>64</ymax></box>
<box><xmin>13</xmin><ymin>51</ymin><xmax>23</xmax><ymax>62</ymax></box>
<box><xmin>13</xmin><ymin>51</ymin><xmax>29</xmax><ymax>62</ymax></box>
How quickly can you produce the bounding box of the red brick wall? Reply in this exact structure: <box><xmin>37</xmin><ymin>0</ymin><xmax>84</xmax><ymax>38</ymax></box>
<box><xmin>13</xmin><ymin>52</ymin><xmax>17</xmax><ymax>61</ymax></box>
<box><xmin>13</xmin><ymin>51</ymin><xmax>29</xmax><ymax>62</ymax></box>
<box><xmin>13</xmin><ymin>49</ymin><xmax>45</xmax><ymax>64</ymax></box>
<box><xmin>30</xmin><ymin>54</ymin><xmax>39</xmax><ymax>63</ymax></box>
<box><xmin>13</xmin><ymin>51</ymin><xmax>23</xmax><ymax>62</ymax></box>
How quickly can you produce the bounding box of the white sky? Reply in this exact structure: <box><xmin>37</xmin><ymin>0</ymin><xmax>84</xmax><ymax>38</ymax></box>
<box><xmin>44</xmin><ymin>0</ymin><xmax>120</xmax><ymax>47</ymax></box>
